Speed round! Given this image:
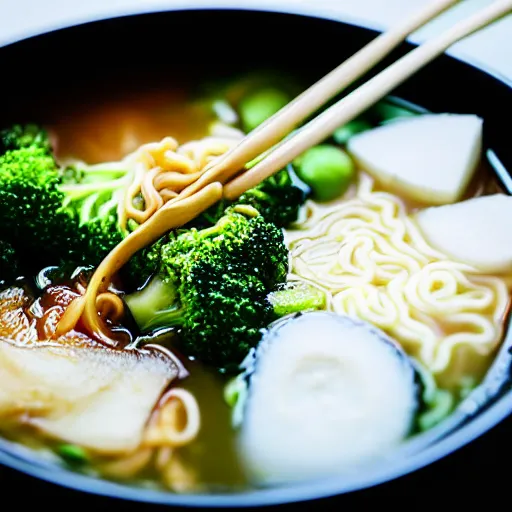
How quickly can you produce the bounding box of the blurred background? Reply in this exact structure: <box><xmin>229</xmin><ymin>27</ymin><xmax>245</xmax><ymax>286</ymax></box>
<box><xmin>0</xmin><ymin>0</ymin><xmax>511</xmax><ymax>79</ymax></box>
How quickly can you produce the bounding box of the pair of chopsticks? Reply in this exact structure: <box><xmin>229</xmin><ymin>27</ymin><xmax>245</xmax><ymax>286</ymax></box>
<box><xmin>177</xmin><ymin>0</ymin><xmax>512</xmax><ymax>204</ymax></box>
<box><xmin>74</xmin><ymin>0</ymin><xmax>511</xmax><ymax>313</ymax></box>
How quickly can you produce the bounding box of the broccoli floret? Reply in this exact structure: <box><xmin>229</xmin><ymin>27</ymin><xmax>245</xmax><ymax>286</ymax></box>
<box><xmin>165</xmin><ymin>208</ymin><xmax>288</xmax><ymax>288</ymax></box>
<box><xmin>179</xmin><ymin>265</ymin><xmax>274</xmax><ymax>368</ymax></box>
<box><xmin>0</xmin><ymin>240</ymin><xmax>22</xmax><ymax>286</ymax></box>
<box><xmin>235</xmin><ymin>168</ymin><xmax>306</xmax><ymax>228</ymax></box>
<box><xmin>0</xmin><ymin>124</ymin><xmax>52</xmax><ymax>155</ymax></box>
<box><xmin>0</xmin><ymin>145</ymin><xmax>121</xmax><ymax>270</ymax></box>
<box><xmin>0</xmin><ymin>146</ymin><xmax>74</xmax><ymax>267</ymax></box>
<box><xmin>122</xmin><ymin>238</ymin><xmax>165</xmax><ymax>291</ymax></box>
<box><xmin>0</xmin><ymin>125</ymin><xmax>149</xmax><ymax>273</ymax></box>
<box><xmin>189</xmin><ymin>167</ymin><xmax>308</xmax><ymax>230</ymax></box>
<box><xmin>125</xmin><ymin>210</ymin><xmax>288</xmax><ymax>369</ymax></box>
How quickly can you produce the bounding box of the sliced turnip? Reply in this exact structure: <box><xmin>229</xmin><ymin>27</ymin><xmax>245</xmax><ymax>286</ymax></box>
<box><xmin>0</xmin><ymin>286</ymin><xmax>185</xmax><ymax>455</ymax></box>
<box><xmin>413</xmin><ymin>193</ymin><xmax>512</xmax><ymax>273</ymax></box>
<box><xmin>347</xmin><ymin>113</ymin><xmax>483</xmax><ymax>204</ymax></box>
<box><xmin>0</xmin><ymin>342</ymin><xmax>180</xmax><ymax>454</ymax></box>
<box><xmin>237</xmin><ymin>312</ymin><xmax>419</xmax><ymax>485</ymax></box>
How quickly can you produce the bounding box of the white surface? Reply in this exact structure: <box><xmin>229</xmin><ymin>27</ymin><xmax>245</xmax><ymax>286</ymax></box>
<box><xmin>0</xmin><ymin>0</ymin><xmax>510</xmax><ymax>81</ymax></box>
<box><xmin>239</xmin><ymin>313</ymin><xmax>417</xmax><ymax>485</ymax></box>
<box><xmin>414</xmin><ymin>194</ymin><xmax>512</xmax><ymax>273</ymax></box>
<box><xmin>347</xmin><ymin>114</ymin><xmax>483</xmax><ymax>204</ymax></box>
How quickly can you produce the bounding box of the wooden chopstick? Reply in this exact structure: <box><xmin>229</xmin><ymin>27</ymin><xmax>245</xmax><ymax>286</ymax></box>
<box><xmin>174</xmin><ymin>0</ymin><xmax>461</xmax><ymax>202</ymax></box>
<box><xmin>223</xmin><ymin>0</ymin><xmax>512</xmax><ymax>200</ymax></box>
<box><xmin>209</xmin><ymin>0</ymin><xmax>460</xmax><ymax>180</ymax></box>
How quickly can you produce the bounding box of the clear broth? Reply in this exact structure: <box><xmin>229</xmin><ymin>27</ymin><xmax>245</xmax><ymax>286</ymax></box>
<box><xmin>0</xmin><ymin>76</ymin><xmax>509</xmax><ymax>492</ymax></box>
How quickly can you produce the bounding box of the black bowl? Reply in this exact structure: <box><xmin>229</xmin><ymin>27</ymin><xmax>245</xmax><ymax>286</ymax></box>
<box><xmin>1</xmin><ymin>5</ymin><xmax>511</xmax><ymax>508</ymax></box>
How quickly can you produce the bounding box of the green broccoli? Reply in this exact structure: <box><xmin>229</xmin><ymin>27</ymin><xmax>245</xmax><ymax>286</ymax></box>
<box><xmin>0</xmin><ymin>124</ymin><xmax>157</xmax><ymax>280</ymax></box>
<box><xmin>188</xmin><ymin>167</ymin><xmax>308</xmax><ymax>230</ymax></box>
<box><xmin>0</xmin><ymin>124</ymin><xmax>52</xmax><ymax>154</ymax></box>
<box><xmin>0</xmin><ymin>240</ymin><xmax>21</xmax><ymax>286</ymax></box>
<box><xmin>125</xmin><ymin>209</ymin><xmax>289</xmax><ymax>369</ymax></box>
<box><xmin>0</xmin><ymin>145</ymin><xmax>74</xmax><ymax>268</ymax></box>
<box><xmin>168</xmin><ymin>207</ymin><xmax>289</xmax><ymax>287</ymax></box>
<box><xmin>234</xmin><ymin>168</ymin><xmax>307</xmax><ymax>228</ymax></box>
<box><xmin>176</xmin><ymin>266</ymin><xmax>274</xmax><ymax>369</ymax></box>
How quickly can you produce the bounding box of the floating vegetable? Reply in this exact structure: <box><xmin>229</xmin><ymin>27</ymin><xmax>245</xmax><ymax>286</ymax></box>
<box><xmin>347</xmin><ymin>113</ymin><xmax>483</xmax><ymax>205</ymax></box>
<box><xmin>414</xmin><ymin>193</ymin><xmax>512</xmax><ymax>273</ymax></box>
<box><xmin>332</xmin><ymin>119</ymin><xmax>372</xmax><ymax>144</ymax></box>
<box><xmin>239</xmin><ymin>88</ymin><xmax>290</xmax><ymax>132</ymax></box>
<box><xmin>237</xmin><ymin>312</ymin><xmax>420</xmax><ymax>485</ymax></box>
<box><xmin>267</xmin><ymin>281</ymin><xmax>326</xmax><ymax>317</ymax></box>
<box><xmin>294</xmin><ymin>145</ymin><xmax>355</xmax><ymax>202</ymax></box>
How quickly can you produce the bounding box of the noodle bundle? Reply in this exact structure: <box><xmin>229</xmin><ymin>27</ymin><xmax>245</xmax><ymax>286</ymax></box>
<box><xmin>98</xmin><ymin>386</ymin><xmax>201</xmax><ymax>493</ymax></box>
<box><xmin>289</xmin><ymin>174</ymin><xmax>510</xmax><ymax>386</ymax></box>
<box><xmin>118</xmin><ymin>131</ymin><xmax>244</xmax><ymax>230</ymax></box>
<box><xmin>55</xmin><ymin>130</ymin><xmax>244</xmax><ymax>341</ymax></box>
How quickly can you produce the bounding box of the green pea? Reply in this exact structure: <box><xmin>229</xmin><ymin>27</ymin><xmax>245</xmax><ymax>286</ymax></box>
<box><xmin>239</xmin><ymin>88</ymin><xmax>290</xmax><ymax>132</ymax></box>
<box><xmin>223</xmin><ymin>375</ymin><xmax>246</xmax><ymax>408</ymax></box>
<box><xmin>57</xmin><ymin>444</ymin><xmax>89</xmax><ymax>464</ymax></box>
<box><xmin>373</xmin><ymin>101</ymin><xmax>417</xmax><ymax>124</ymax></box>
<box><xmin>333</xmin><ymin>119</ymin><xmax>372</xmax><ymax>145</ymax></box>
<box><xmin>294</xmin><ymin>145</ymin><xmax>355</xmax><ymax>202</ymax></box>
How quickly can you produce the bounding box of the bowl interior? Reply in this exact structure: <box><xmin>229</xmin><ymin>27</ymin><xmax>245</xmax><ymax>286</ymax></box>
<box><xmin>1</xmin><ymin>7</ymin><xmax>512</xmax><ymax>507</ymax></box>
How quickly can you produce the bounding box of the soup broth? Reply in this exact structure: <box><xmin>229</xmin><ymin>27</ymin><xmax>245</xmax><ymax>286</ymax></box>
<box><xmin>0</xmin><ymin>68</ymin><xmax>510</xmax><ymax>493</ymax></box>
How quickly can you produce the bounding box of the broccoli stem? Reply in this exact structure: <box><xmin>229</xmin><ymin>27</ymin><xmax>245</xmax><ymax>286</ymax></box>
<box><xmin>125</xmin><ymin>276</ymin><xmax>184</xmax><ymax>332</ymax></box>
<box><xmin>58</xmin><ymin>160</ymin><xmax>135</xmax><ymax>230</ymax></box>
<box><xmin>142</xmin><ymin>307</ymin><xmax>184</xmax><ymax>332</ymax></box>
<box><xmin>59</xmin><ymin>159</ymin><xmax>133</xmax><ymax>209</ymax></box>
<box><xmin>267</xmin><ymin>281</ymin><xmax>326</xmax><ymax>317</ymax></box>
<box><xmin>78</xmin><ymin>193</ymin><xmax>102</xmax><ymax>225</ymax></box>
<box><xmin>59</xmin><ymin>176</ymin><xmax>128</xmax><ymax>200</ymax></box>
<box><xmin>128</xmin><ymin>276</ymin><xmax>328</xmax><ymax>337</ymax></box>
<box><xmin>65</xmin><ymin>161</ymin><xmax>129</xmax><ymax>180</ymax></box>
<box><xmin>98</xmin><ymin>196</ymin><xmax>122</xmax><ymax>218</ymax></box>
<box><xmin>196</xmin><ymin>216</ymin><xmax>231</xmax><ymax>238</ymax></box>
<box><xmin>78</xmin><ymin>161</ymin><xmax>128</xmax><ymax>175</ymax></box>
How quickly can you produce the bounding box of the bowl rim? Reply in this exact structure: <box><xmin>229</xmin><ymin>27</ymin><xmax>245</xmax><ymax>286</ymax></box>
<box><xmin>1</xmin><ymin>1</ymin><xmax>511</xmax><ymax>89</ymax></box>
<box><xmin>1</xmin><ymin>3</ymin><xmax>512</xmax><ymax>508</ymax></box>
